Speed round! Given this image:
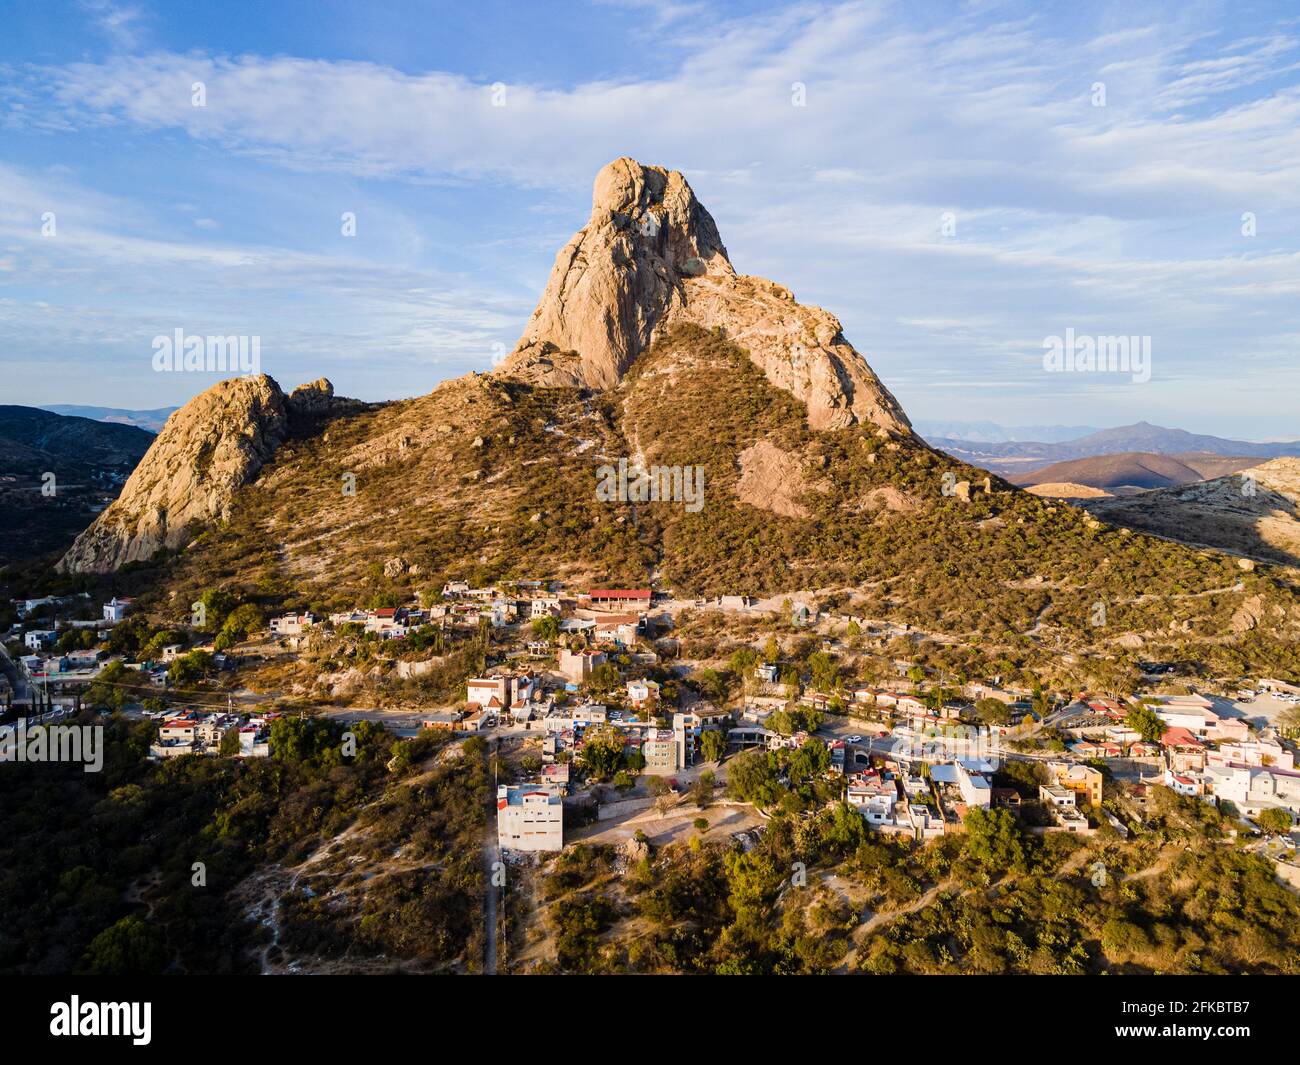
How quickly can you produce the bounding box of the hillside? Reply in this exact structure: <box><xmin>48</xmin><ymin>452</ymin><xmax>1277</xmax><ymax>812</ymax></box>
<box><xmin>45</xmin><ymin>159</ymin><xmax>1300</xmax><ymax>680</ymax></box>
<box><xmin>1012</xmin><ymin>451</ymin><xmax>1258</xmax><ymax>492</ymax></box>
<box><xmin>0</xmin><ymin>406</ymin><xmax>153</xmax><ymax>568</ymax></box>
<box><xmin>1085</xmin><ymin>458</ymin><xmax>1300</xmax><ymax>567</ymax></box>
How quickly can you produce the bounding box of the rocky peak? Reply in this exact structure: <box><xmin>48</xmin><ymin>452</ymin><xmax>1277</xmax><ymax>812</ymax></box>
<box><xmin>497</xmin><ymin>156</ymin><xmax>911</xmax><ymax>433</ymax></box>
<box><xmin>60</xmin><ymin>374</ymin><xmax>305</xmax><ymax>573</ymax></box>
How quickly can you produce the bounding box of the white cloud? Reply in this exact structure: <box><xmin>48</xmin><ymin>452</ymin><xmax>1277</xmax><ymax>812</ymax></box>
<box><xmin>1</xmin><ymin>1</ymin><xmax>1298</xmax><ymax>434</ymax></box>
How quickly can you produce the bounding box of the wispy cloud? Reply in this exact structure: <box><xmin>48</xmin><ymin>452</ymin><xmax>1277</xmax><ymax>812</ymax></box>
<box><xmin>1</xmin><ymin>0</ymin><xmax>1298</xmax><ymax>435</ymax></box>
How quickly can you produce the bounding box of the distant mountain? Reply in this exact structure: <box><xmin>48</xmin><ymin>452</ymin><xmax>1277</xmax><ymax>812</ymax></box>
<box><xmin>913</xmin><ymin>419</ymin><xmax>1099</xmax><ymax>444</ymax></box>
<box><xmin>931</xmin><ymin>421</ymin><xmax>1300</xmax><ymax>476</ymax></box>
<box><xmin>1012</xmin><ymin>451</ymin><xmax>1260</xmax><ymax>492</ymax></box>
<box><xmin>1067</xmin><ymin>422</ymin><xmax>1300</xmax><ymax>459</ymax></box>
<box><xmin>40</xmin><ymin>403</ymin><xmax>178</xmax><ymax>433</ymax></box>
<box><xmin>0</xmin><ymin>406</ymin><xmax>154</xmax><ymax>568</ymax></box>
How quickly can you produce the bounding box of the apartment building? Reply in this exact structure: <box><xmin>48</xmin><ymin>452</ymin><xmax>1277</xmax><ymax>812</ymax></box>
<box><xmin>497</xmin><ymin>784</ymin><xmax>564</xmax><ymax>852</ymax></box>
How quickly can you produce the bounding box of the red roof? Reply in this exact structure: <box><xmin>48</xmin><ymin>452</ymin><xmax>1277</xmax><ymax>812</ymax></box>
<box><xmin>1161</xmin><ymin>726</ymin><xmax>1204</xmax><ymax>748</ymax></box>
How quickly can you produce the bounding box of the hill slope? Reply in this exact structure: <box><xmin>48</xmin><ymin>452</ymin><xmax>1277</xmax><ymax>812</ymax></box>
<box><xmin>0</xmin><ymin>406</ymin><xmax>153</xmax><ymax>568</ymax></box>
<box><xmin>47</xmin><ymin>159</ymin><xmax>1300</xmax><ymax>679</ymax></box>
<box><xmin>1012</xmin><ymin>451</ymin><xmax>1258</xmax><ymax>492</ymax></box>
<box><xmin>1085</xmin><ymin>458</ymin><xmax>1300</xmax><ymax>567</ymax></box>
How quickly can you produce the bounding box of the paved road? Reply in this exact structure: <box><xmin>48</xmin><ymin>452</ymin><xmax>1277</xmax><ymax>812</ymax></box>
<box><xmin>483</xmin><ymin>736</ymin><xmax>500</xmax><ymax>975</ymax></box>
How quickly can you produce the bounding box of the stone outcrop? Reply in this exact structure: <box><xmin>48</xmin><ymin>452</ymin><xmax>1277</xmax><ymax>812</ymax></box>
<box><xmin>58</xmin><ymin>375</ymin><xmax>345</xmax><ymax>573</ymax></box>
<box><xmin>497</xmin><ymin>157</ymin><xmax>912</xmax><ymax>433</ymax></box>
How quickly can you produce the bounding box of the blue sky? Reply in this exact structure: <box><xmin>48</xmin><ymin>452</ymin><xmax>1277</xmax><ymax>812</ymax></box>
<box><xmin>1</xmin><ymin>0</ymin><xmax>1298</xmax><ymax>438</ymax></box>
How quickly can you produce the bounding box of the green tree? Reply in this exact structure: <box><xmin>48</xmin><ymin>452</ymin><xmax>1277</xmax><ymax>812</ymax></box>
<box><xmin>82</xmin><ymin>916</ymin><xmax>166</xmax><ymax>975</ymax></box>
<box><xmin>807</xmin><ymin>651</ymin><xmax>839</xmax><ymax>692</ymax></box>
<box><xmin>972</xmin><ymin>697</ymin><xmax>1011</xmax><ymax>725</ymax></box>
<box><xmin>532</xmin><ymin>615</ymin><xmax>560</xmax><ymax>642</ymax></box>
<box><xmin>168</xmin><ymin>649</ymin><xmax>213</xmax><ymax>686</ymax></box>
<box><xmin>85</xmin><ymin>660</ymin><xmax>130</xmax><ymax>709</ymax></box>
<box><xmin>219</xmin><ymin>726</ymin><xmax>241</xmax><ymax>757</ymax></box>
<box><xmin>1126</xmin><ymin>703</ymin><xmax>1166</xmax><ymax>744</ymax></box>
<box><xmin>963</xmin><ymin>807</ymin><xmax>1026</xmax><ymax>873</ymax></box>
<box><xmin>579</xmin><ymin>725</ymin><xmax>626</xmax><ymax>780</ymax></box>
<box><xmin>586</xmin><ymin>662</ymin><xmax>621</xmax><ymax>695</ymax></box>
<box><xmin>215</xmin><ymin>603</ymin><xmax>262</xmax><ymax>650</ymax></box>
<box><xmin>700</xmin><ymin>729</ymin><xmax>726</xmax><ymax>763</ymax></box>
<box><xmin>1257</xmin><ymin>807</ymin><xmax>1293</xmax><ymax>834</ymax></box>
<box><xmin>194</xmin><ymin>588</ymin><xmax>238</xmax><ymax>633</ymax></box>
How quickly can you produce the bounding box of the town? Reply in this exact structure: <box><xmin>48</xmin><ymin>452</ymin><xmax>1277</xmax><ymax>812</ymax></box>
<box><xmin>4</xmin><ymin>579</ymin><xmax>1298</xmax><ymax>893</ymax></box>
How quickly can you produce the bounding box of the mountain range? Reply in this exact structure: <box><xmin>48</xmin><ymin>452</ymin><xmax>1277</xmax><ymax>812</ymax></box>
<box><xmin>927</xmin><ymin>421</ymin><xmax>1300</xmax><ymax>478</ymax></box>
<box><xmin>39</xmin><ymin>403</ymin><xmax>178</xmax><ymax>433</ymax></box>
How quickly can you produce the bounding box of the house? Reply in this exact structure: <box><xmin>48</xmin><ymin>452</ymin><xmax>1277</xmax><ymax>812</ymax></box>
<box><xmin>102</xmin><ymin>597</ymin><xmax>134</xmax><ymax>623</ymax></box>
<box><xmin>847</xmin><ymin>772</ymin><xmax>899</xmax><ymax>825</ymax></box>
<box><xmin>24</xmin><ymin>630</ymin><xmax>58</xmax><ymax>651</ymax></box>
<box><xmin>1047</xmin><ymin>761</ymin><xmax>1104</xmax><ymax>807</ymax></box>
<box><xmin>466</xmin><ymin>676</ymin><xmax>511</xmax><ymax>713</ymax></box>
<box><xmin>1163</xmin><ymin>769</ymin><xmax>1204</xmax><ymax>797</ymax></box>
<box><xmin>991</xmin><ymin>787</ymin><xmax>1022</xmax><ymax>808</ymax></box>
<box><xmin>594</xmin><ymin>613</ymin><xmax>643</xmax><ymax>647</ymax></box>
<box><xmin>1206</xmin><ymin>738</ymin><xmax>1294</xmax><ymax>771</ymax></box>
<box><xmin>1070</xmin><ymin>739</ymin><xmax>1123</xmax><ymax>759</ymax></box>
<box><xmin>158</xmin><ymin>718</ymin><xmax>197</xmax><ymax>744</ymax></box>
<box><xmin>541</xmin><ymin>761</ymin><xmax>570</xmax><ymax>793</ymax></box>
<box><xmin>558</xmin><ymin>647</ymin><xmax>606</xmax><ymax>684</ymax></box>
<box><xmin>421</xmin><ymin>712</ymin><xmax>462</xmax><ymax>730</ymax></box>
<box><xmin>466</xmin><ymin>672</ymin><xmax>535</xmax><ymax>714</ymax></box>
<box><xmin>530</xmin><ymin>597</ymin><xmax>563</xmax><ymax>619</ymax></box>
<box><xmin>271</xmin><ymin>612</ymin><xmax>318</xmax><ymax>637</ymax></box>
<box><xmin>895</xmin><ymin>694</ymin><xmax>926</xmax><ymax>716</ymax></box>
<box><xmin>483</xmin><ymin>599</ymin><xmax>514</xmax><ymax>627</ymax></box>
<box><xmin>1161</xmin><ymin>726</ymin><xmax>1206</xmax><ymax>771</ymax></box>
<box><xmin>584</xmin><ymin>588</ymin><xmax>652</xmax><ymax>611</ymax></box>
<box><xmin>626</xmin><ymin>679</ymin><xmax>660</xmax><ymax>709</ymax></box>
<box><xmin>755</xmin><ymin>662</ymin><xmax>780</xmax><ymax>684</ymax></box>
<box><xmin>1039</xmin><ymin>784</ymin><xmax>1091</xmax><ymax>832</ymax></box>
<box><xmin>930</xmin><ymin>761</ymin><xmax>991</xmax><ymax>810</ymax></box>
<box><xmin>1203</xmin><ymin>764</ymin><xmax>1300</xmax><ymax>818</ymax></box>
<box><xmin>497</xmin><ymin>784</ymin><xmax>563</xmax><ymax>852</ymax></box>
<box><xmin>238</xmin><ymin>726</ymin><xmax>270</xmax><ymax>758</ymax></box>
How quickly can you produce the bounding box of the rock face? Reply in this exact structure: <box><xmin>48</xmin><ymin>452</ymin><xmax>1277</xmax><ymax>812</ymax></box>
<box><xmin>497</xmin><ymin>157</ymin><xmax>912</xmax><ymax>433</ymax></box>
<box><xmin>59</xmin><ymin>376</ymin><xmax>298</xmax><ymax>573</ymax></box>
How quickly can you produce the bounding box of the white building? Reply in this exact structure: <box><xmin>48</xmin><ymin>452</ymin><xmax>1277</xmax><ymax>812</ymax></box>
<box><xmin>24</xmin><ymin>630</ymin><xmax>58</xmax><ymax>651</ymax></box>
<box><xmin>1204</xmin><ymin>764</ymin><xmax>1300</xmax><ymax>818</ymax></box>
<box><xmin>530</xmin><ymin>597</ymin><xmax>562</xmax><ymax>619</ymax></box>
<box><xmin>626</xmin><ymin>679</ymin><xmax>660</xmax><ymax>707</ymax></box>
<box><xmin>497</xmin><ymin>784</ymin><xmax>563</xmax><ymax>852</ymax></box>
<box><xmin>102</xmin><ymin>597</ymin><xmax>133</xmax><ymax>622</ymax></box>
<box><xmin>270</xmin><ymin>612</ymin><xmax>318</xmax><ymax>637</ymax></box>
